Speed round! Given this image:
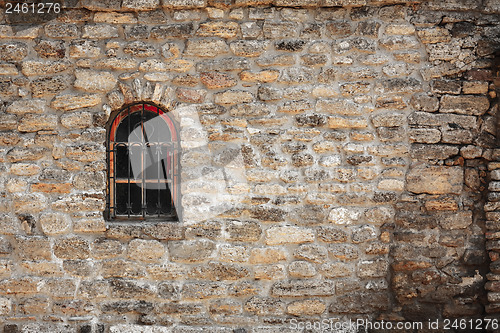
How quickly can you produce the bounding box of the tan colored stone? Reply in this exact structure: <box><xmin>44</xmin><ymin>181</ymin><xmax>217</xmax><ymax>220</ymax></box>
<box><xmin>9</xmin><ymin>163</ymin><xmax>41</xmax><ymax>176</ymax></box>
<box><xmin>51</xmin><ymin>94</ymin><xmax>101</xmax><ymax>111</ymax></box>
<box><xmin>74</xmin><ymin>69</ymin><xmax>117</xmax><ymax>92</ymax></box>
<box><xmin>21</xmin><ymin>60</ymin><xmax>72</xmax><ymax>76</ymax></box>
<box><xmin>197</xmin><ymin>21</ymin><xmax>239</xmax><ymax>38</ymax></box>
<box><xmin>287</xmin><ymin>300</ymin><xmax>326</xmax><ymax>316</ymax></box>
<box><xmin>328</xmin><ymin>116</ymin><xmax>368</xmax><ymax>129</ymax></box>
<box><xmin>239</xmin><ymin>70</ymin><xmax>279</xmax><ymax>83</ymax></box>
<box><xmin>249</xmin><ymin>247</ymin><xmax>286</xmax><ymax>264</ymax></box>
<box><xmin>185</xmin><ymin>39</ymin><xmax>229</xmax><ymax>57</ymax></box>
<box><xmin>407</xmin><ymin>165</ymin><xmax>463</xmax><ymax>195</ymax></box>
<box><xmin>13</xmin><ymin>193</ymin><xmax>47</xmax><ymax>214</ymax></box>
<box><xmin>127</xmin><ymin>239</ymin><xmax>165</xmax><ymax>263</ymax></box>
<box><xmin>18</xmin><ymin>114</ymin><xmax>57</xmax><ymax>133</ymax></box>
<box><xmin>40</xmin><ymin>213</ymin><xmax>72</xmax><ymax>235</ymax></box>
<box><xmin>31</xmin><ymin>183</ymin><xmax>72</xmax><ymax>194</ymax></box>
<box><xmin>94</xmin><ymin>12</ymin><xmax>138</xmax><ymax>23</ymax></box>
<box><xmin>61</xmin><ymin>112</ymin><xmax>93</xmax><ymax>129</ymax></box>
<box><xmin>6</xmin><ymin>179</ymin><xmax>27</xmax><ymax>193</ymax></box>
<box><xmin>265</xmin><ymin>226</ymin><xmax>314</xmax><ymax>245</ymax></box>
<box><xmin>214</xmin><ymin>90</ymin><xmax>253</xmax><ymax>105</ymax></box>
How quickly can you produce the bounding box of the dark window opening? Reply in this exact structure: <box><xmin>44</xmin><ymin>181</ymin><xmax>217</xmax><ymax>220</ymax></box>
<box><xmin>106</xmin><ymin>103</ymin><xmax>180</xmax><ymax>221</ymax></box>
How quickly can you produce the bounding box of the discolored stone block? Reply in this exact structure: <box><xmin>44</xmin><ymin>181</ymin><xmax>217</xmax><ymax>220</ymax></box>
<box><xmin>0</xmin><ymin>42</ymin><xmax>28</xmax><ymax>61</ymax></box>
<box><xmin>168</xmin><ymin>239</ymin><xmax>216</xmax><ymax>263</ymax></box>
<box><xmin>407</xmin><ymin>165</ymin><xmax>463</xmax><ymax>195</ymax></box>
<box><xmin>54</xmin><ymin>236</ymin><xmax>90</xmax><ymax>259</ymax></box>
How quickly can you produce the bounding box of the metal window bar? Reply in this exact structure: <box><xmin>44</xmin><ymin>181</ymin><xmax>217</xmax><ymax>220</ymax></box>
<box><xmin>106</xmin><ymin>103</ymin><xmax>179</xmax><ymax>221</ymax></box>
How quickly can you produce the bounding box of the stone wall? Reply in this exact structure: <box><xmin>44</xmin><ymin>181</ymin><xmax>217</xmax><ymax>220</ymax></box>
<box><xmin>0</xmin><ymin>0</ymin><xmax>499</xmax><ymax>332</ymax></box>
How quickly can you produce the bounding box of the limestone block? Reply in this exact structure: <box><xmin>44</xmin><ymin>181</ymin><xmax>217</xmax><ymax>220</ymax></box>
<box><xmin>197</xmin><ymin>21</ymin><xmax>239</xmax><ymax>38</ymax></box>
<box><xmin>40</xmin><ymin>213</ymin><xmax>71</xmax><ymax>235</ymax></box>
<box><xmin>54</xmin><ymin>236</ymin><xmax>90</xmax><ymax>259</ymax></box>
<box><xmin>185</xmin><ymin>39</ymin><xmax>229</xmax><ymax>57</ymax></box>
<box><xmin>127</xmin><ymin>239</ymin><xmax>165</xmax><ymax>262</ymax></box>
<box><xmin>287</xmin><ymin>300</ymin><xmax>326</xmax><ymax>316</ymax></box>
<box><xmin>406</xmin><ymin>165</ymin><xmax>463</xmax><ymax>194</ymax></box>
<box><xmin>17</xmin><ymin>114</ymin><xmax>57</xmax><ymax>133</ymax></box>
<box><xmin>271</xmin><ymin>280</ymin><xmax>335</xmax><ymax>296</ymax></box>
<box><xmin>0</xmin><ymin>42</ymin><xmax>28</xmax><ymax>61</ymax></box>
<box><xmin>265</xmin><ymin>226</ymin><xmax>314</xmax><ymax>245</ymax></box>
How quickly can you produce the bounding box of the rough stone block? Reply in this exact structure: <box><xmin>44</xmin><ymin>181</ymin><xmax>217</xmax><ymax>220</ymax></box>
<box><xmin>407</xmin><ymin>165</ymin><xmax>463</xmax><ymax>195</ymax></box>
<box><xmin>0</xmin><ymin>42</ymin><xmax>28</xmax><ymax>61</ymax></box>
<box><xmin>69</xmin><ymin>39</ymin><xmax>101</xmax><ymax>58</ymax></box>
<box><xmin>249</xmin><ymin>247</ymin><xmax>286</xmax><ymax>264</ymax></box>
<box><xmin>15</xmin><ymin>236</ymin><xmax>51</xmax><ymax>261</ymax></box>
<box><xmin>31</xmin><ymin>75</ymin><xmax>69</xmax><ymax>97</ymax></box>
<box><xmin>45</xmin><ymin>24</ymin><xmax>79</xmax><ymax>38</ymax></box>
<box><xmin>440</xmin><ymin>95</ymin><xmax>490</xmax><ymax>116</ymax></box>
<box><xmin>127</xmin><ymin>239</ymin><xmax>165</xmax><ymax>262</ymax></box>
<box><xmin>162</xmin><ymin>0</ymin><xmax>206</xmax><ymax>8</ymax></box>
<box><xmin>265</xmin><ymin>226</ymin><xmax>314</xmax><ymax>245</ymax></box>
<box><xmin>244</xmin><ymin>296</ymin><xmax>285</xmax><ymax>316</ymax></box>
<box><xmin>101</xmin><ymin>259</ymin><xmax>147</xmax><ymax>279</ymax></box>
<box><xmin>271</xmin><ymin>280</ymin><xmax>335</xmax><ymax>296</ymax></box>
<box><xmin>51</xmin><ymin>93</ymin><xmax>101</xmax><ymax>111</ymax></box>
<box><xmin>18</xmin><ymin>114</ymin><xmax>57</xmax><ymax>133</ymax></box>
<box><xmin>226</xmin><ymin>221</ymin><xmax>262</xmax><ymax>242</ymax></box>
<box><xmin>21</xmin><ymin>60</ymin><xmax>71</xmax><ymax>76</ymax></box>
<box><xmin>214</xmin><ymin>90</ymin><xmax>253</xmax><ymax>105</ymax></box>
<box><xmin>122</xmin><ymin>0</ymin><xmax>160</xmax><ymax>10</ymax></box>
<box><xmin>169</xmin><ymin>239</ymin><xmax>216</xmax><ymax>262</ymax></box>
<box><xmin>74</xmin><ymin>69</ymin><xmax>117</xmax><ymax>92</ymax></box>
<box><xmin>40</xmin><ymin>213</ymin><xmax>71</xmax><ymax>235</ymax></box>
<box><xmin>185</xmin><ymin>39</ymin><xmax>229</xmax><ymax>57</ymax></box>
<box><xmin>13</xmin><ymin>193</ymin><xmax>48</xmax><ymax>213</ymax></box>
<box><xmin>6</xmin><ymin>99</ymin><xmax>46</xmax><ymax>115</ymax></box>
<box><xmin>197</xmin><ymin>21</ymin><xmax>239</xmax><ymax>38</ymax></box>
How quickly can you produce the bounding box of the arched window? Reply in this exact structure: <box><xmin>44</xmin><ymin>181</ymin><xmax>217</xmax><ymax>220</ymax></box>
<box><xmin>106</xmin><ymin>103</ymin><xmax>180</xmax><ymax>221</ymax></box>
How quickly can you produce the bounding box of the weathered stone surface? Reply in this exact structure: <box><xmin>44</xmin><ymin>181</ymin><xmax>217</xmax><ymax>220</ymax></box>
<box><xmin>35</xmin><ymin>40</ymin><xmax>66</xmax><ymax>59</ymax></box>
<box><xmin>244</xmin><ymin>296</ymin><xmax>285</xmax><ymax>316</ymax></box>
<box><xmin>40</xmin><ymin>213</ymin><xmax>71</xmax><ymax>235</ymax></box>
<box><xmin>15</xmin><ymin>236</ymin><xmax>51</xmax><ymax>261</ymax></box>
<box><xmin>440</xmin><ymin>95</ymin><xmax>490</xmax><ymax>116</ymax></box>
<box><xmin>65</xmin><ymin>144</ymin><xmax>106</xmax><ymax>162</ymax></box>
<box><xmin>54</xmin><ymin>236</ymin><xmax>90</xmax><ymax>259</ymax></box>
<box><xmin>265</xmin><ymin>226</ymin><xmax>314</xmax><ymax>245</ymax></box>
<box><xmin>74</xmin><ymin>69</ymin><xmax>117</xmax><ymax>92</ymax></box>
<box><xmin>407</xmin><ymin>165</ymin><xmax>463</xmax><ymax>195</ymax></box>
<box><xmin>230</xmin><ymin>40</ymin><xmax>269</xmax><ymax>57</ymax></box>
<box><xmin>21</xmin><ymin>60</ymin><xmax>72</xmax><ymax>76</ymax></box>
<box><xmin>69</xmin><ymin>40</ymin><xmax>101</xmax><ymax>58</ymax></box>
<box><xmin>249</xmin><ymin>247</ymin><xmax>286</xmax><ymax>264</ymax></box>
<box><xmin>128</xmin><ymin>239</ymin><xmax>165</xmax><ymax>262</ymax></box>
<box><xmin>51</xmin><ymin>94</ymin><xmax>101</xmax><ymax>111</ymax></box>
<box><xmin>31</xmin><ymin>76</ymin><xmax>69</xmax><ymax>97</ymax></box>
<box><xmin>6</xmin><ymin>100</ymin><xmax>46</xmax><ymax>115</ymax></box>
<box><xmin>185</xmin><ymin>39</ymin><xmax>229</xmax><ymax>57</ymax></box>
<box><xmin>122</xmin><ymin>0</ymin><xmax>160</xmax><ymax>10</ymax></box>
<box><xmin>271</xmin><ymin>280</ymin><xmax>335</xmax><ymax>296</ymax></box>
<box><xmin>0</xmin><ymin>42</ymin><xmax>28</xmax><ymax>61</ymax></box>
<box><xmin>169</xmin><ymin>239</ymin><xmax>216</xmax><ymax>262</ymax></box>
<box><xmin>18</xmin><ymin>114</ymin><xmax>57</xmax><ymax>133</ymax></box>
<box><xmin>197</xmin><ymin>21</ymin><xmax>239</xmax><ymax>38</ymax></box>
